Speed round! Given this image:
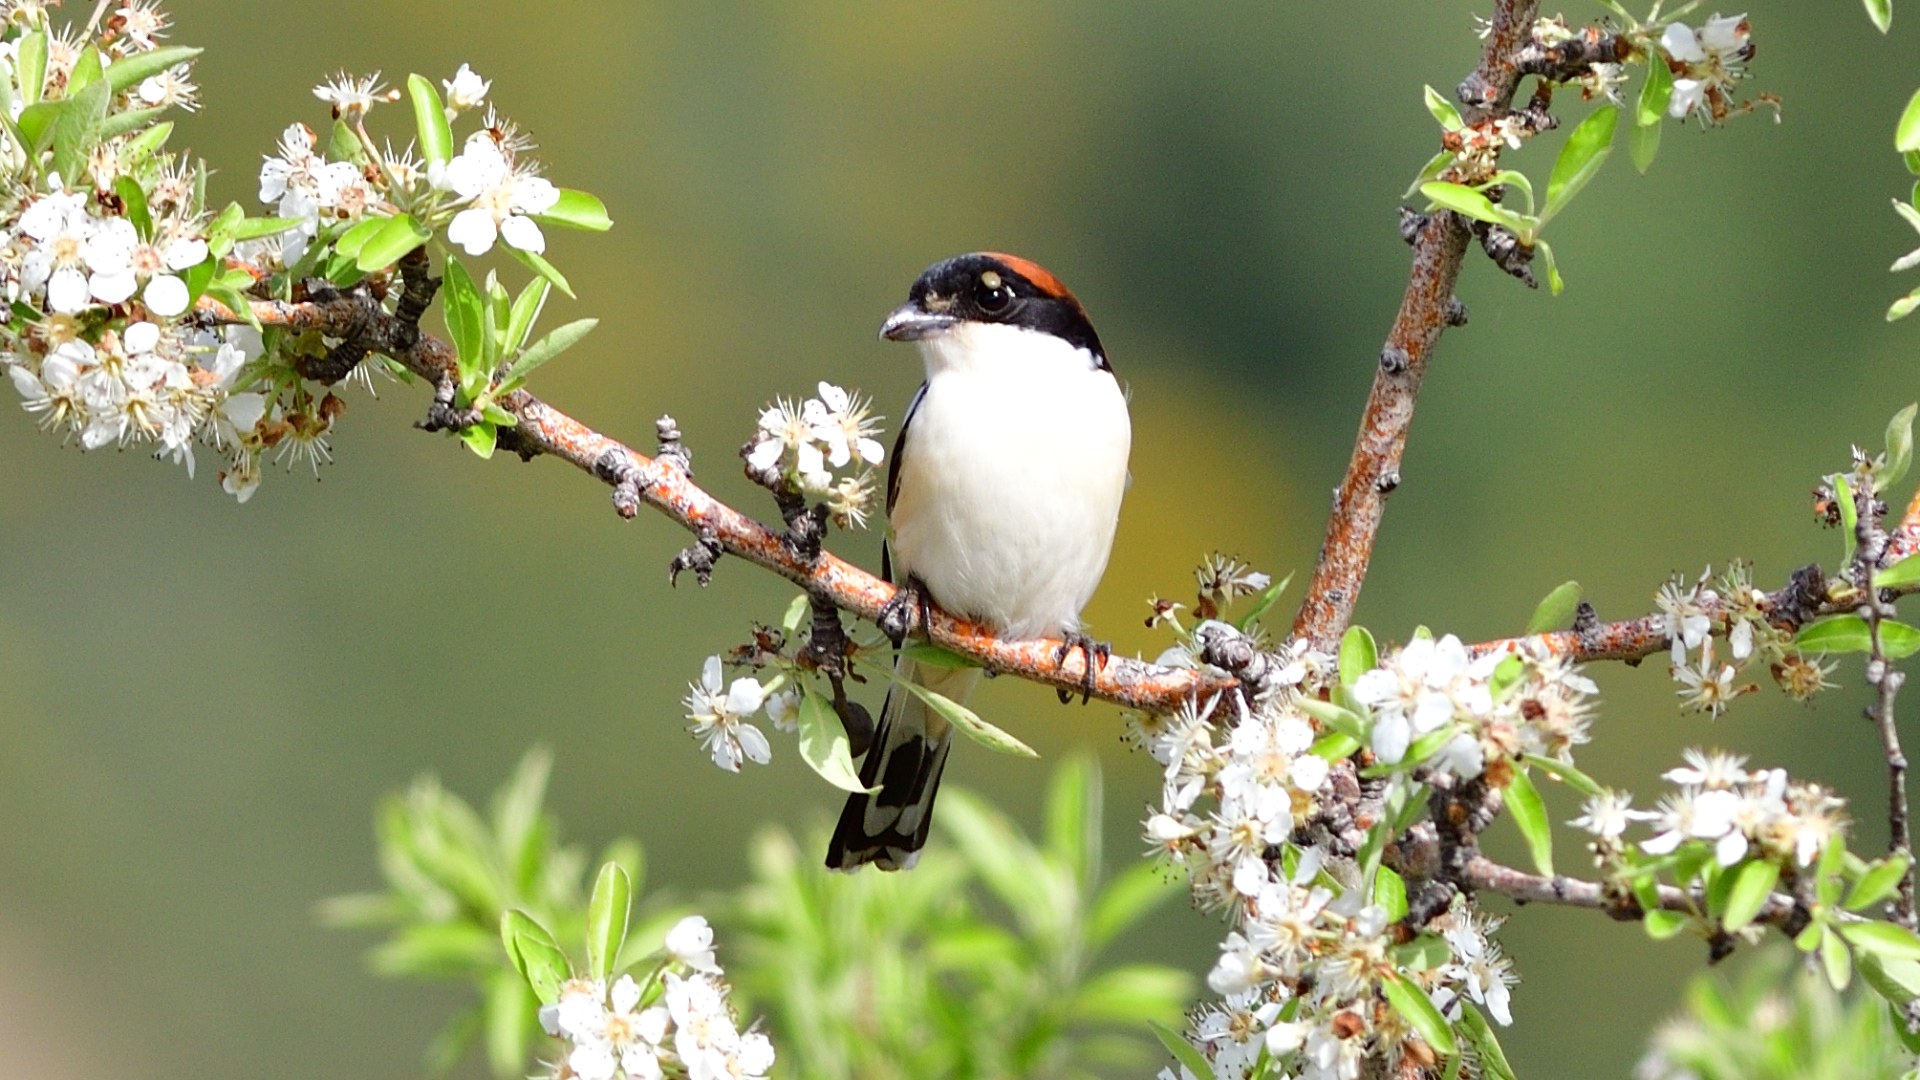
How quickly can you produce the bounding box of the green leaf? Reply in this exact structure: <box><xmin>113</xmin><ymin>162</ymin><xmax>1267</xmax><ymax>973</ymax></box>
<box><xmin>1423</xmin><ymin>84</ymin><xmax>1464</xmax><ymax>132</ymax></box>
<box><xmin>1526</xmin><ymin>581</ymin><xmax>1582</xmax><ymax>635</ymax></box>
<box><xmin>891</xmin><ymin>676</ymin><xmax>1038</xmax><ymax>757</ymax></box>
<box><xmin>120</xmin><ymin>120</ymin><xmax>173</xmax><ymax>164</ymax></box>
<box><xmin>1339</xmin><ymin>625</ymin><xmax>1378</xmax><ymax>685</ymax></box>
<box><xmin>1522</xmin><ymin>754</ymin><xmax>1605</xmax><ymax>797</ymax></box>
<box><xmin>422</xmin><ymin>1004</ymin><xmax>483</xmax><ymax>1078</ymax></box>
<box><xmin>1637</xmin><ymin>52</ymin><xmax>1673</xmax><ymax>127</ymax></box>
<box><xmin>114</xmin><ymin>174</ymin><xmax>151</xmax><ymax>240</ymax></box>
<box><xmin>1393</xmin><ymin>932</ymin><xmax>1452</xmax><ymax>973</ymax></box>
<box><xmin>329</xmin><ymin>118</ymin><xmax>365</xmax><ymax>165</ymax></box>
<box><xmin>501</xmin><ymin>318</ymin><xmax>597</xmax><ymax>387</ymax></box>
<box><xmin>96</xmin><ymin>106</ymin><xmax>166</xmax><ymax>141</ymax></box>
<box><xmin>207</xmin><ymin>283</ymin><xmax>259</xmax><ymax>329</ymax></box>
<box><xmin>532</xmin><ymin>189</ymin><xmax>613</xmax><ymax>232</ymax></box>
<box><xmin>355</xmin><ymin>213</ymin><xmax>430</xmax><ymax>273</ymax></box>
<box><xmin>1849</xmin><ymin>854</ymin><xmax>1912</xmax><ymax>911</ymax></box>
<box><xmin>781</xmin><ymin>593</ymin><xmax>809</xmax><ymax>635</ymax></box>
<box><xmin>503</xmin><ymin>244</ymin><xmax>575</xmax><ymax>299</ymax></box>
<box><xmin>1404</xmin><ymin>149</ymin><xmax>1454</xmax><ymax>199</ymax></box>
<box><xmin>1484</xmin><ymin>169</ymin><xmax>1536</xmax><ymax>215</ymax></box>
<box><xmin>483</xmin><ymin>970</ymin><xmax>533</xmax><ymax>1079</ymax></box>
<box><xmin>1890</xmin><ymin>285</ymin><xmax>1920</xmax><ymax>322</ymax></box>
<box><xmin>1456</xmin><ymin>1005</ymin><xmax>1517</xmax><ymax>1080</ymax></box>
<box><xmin>407</xmin><ymin>73</ymin><xmax>454</xmax><ymax>167</ymax></box>
<box><xmin>797</xmin><ymin>685</ymin><xmax>878</xmax><ymax>793</ymax></box>
<box><xmin>1644</xmin><ymin>908</ymin><xmax>1690</xmax><ymax>939</ymax></box>
<box><xmin>499</xmin><ymin>909</ymin><xmax>571</xmax><ymax>1004</ymax></box>
<box><xmin>103</xmin><ymin>45</ymin><xmax>202</xmax><ymax>95</ymax></box>
<box><xmin>1841</xmin><ymin>920</ymin><xmax>1920</xmax><ymax>961</ymax></box>
<box><xmin>459</xmin><ymin>421</ymin><xmax>498</xmax><ymax>458</ymax></box>
<box><xmin>1885</xmin><ymin>403</ymin><xmax>1917</xmax><ymax>491</ymax></box>
<box><xmin>1149</xmin><ymin>1020</ymin><xmax>1217</xmax><ymax>1080</ymax></box>
<box><xmin>1046</xmin><ymin>751</ymin><xmax>1102</xmax><ymax>892</ymax></box>
<box><xmin>1505</xmin><ymin>767</ymin><xmax>1554</xmax><ymax>877</ymax></box>
<box><xmin>1310</xmin><ymin>731</ymin><xmax>1362</xmax><ymax>760</ymax></box>
<box><xmin>50</xmin><ymin>77</ymin><xmax>110</xmax><ymax>187</ymax></box>
<box><xmin>1069</xmin><ymin>964</ymin><xmax>1191</xmax><ymax>1026</ymax></box>
<box><xmin>1232</xmin><ymin>570</ymin><xmax>1292</xmax><ymax>631</ymax></box>
<box><xmin>1294</xmin><ymin>697</ymin><xmax>1366</xmax><ymax>742</ymax></box>
<box><xmin>1375</xmin><ymin>864</ymin><xmax>1409</xmax><ymax>921</ymax></box>
<box><xmin>584</xmin><ymin>862</ymin><xmax>631</xmax><ymax>980</ymax></box>
<box><xmin>1902</xmin><ymin>91</ymin><xmax>1920</xmax><ymax>153</ymax></box>
<box><xmin>1536</xmin><ymin>239</ymin><xmax>1565</xmax><ymax>295</ymax></box>
<box><xmin>16</xmin><ymin>31</ymin><xmax>45</xmax><ymax>106</ymax></box>
<box><xmin>229</xmin><ymin>216</ymin><xmax>309</xmax><ymax>242</ymax></box>
<box><xmin>1382</xmin><ymin>973</ymin><xmax>1458</xmax><ymax>1056</ymax></box>
<box><xmin>332</xmin><ymin>216</ymin><xmax>388</xmax><ymax>260</ymax></box>
<box><xmin>1797</xmin><ymin>614</ymin><xmax>1920</xmax><ymax>658</ymax></box>
<box><xmin>504</xmin><ymin>277</ymin><xmax>550</xmax><ymax>355</ymax></box>
<box><xmin>1488</xmin><ymin>654</ymin><xmax>1525</xmax><ymax>701</ymax></box>
<box><xmin>181</xmin><ymin>256</ymin><xmax>216</xmax><ymax>306</ymax></box>
<box><xmin>1879</xmin><ymin>552</ymin><xmax>1920</xmax><ymax>590</ymax></box>
<box><xmin>1542</xmin><ymin>105</ymin><xmax>1618</xmax><ymax>223</ymax></box>
<box><xmin>1823</xmin><ymin>925</ymin><xmax>1856</xmax><ymax>990</ymax></box>
<box><xmin>441</xmin><ymin>256</ymin><xmax>487</xmax><ymax>387</ymax></box>
<box><xmin>66</xmin><ymin>46</ymin><xmax>102</xmax><ymax>94</ymax></box>
<box><xmin>1860</xmin><ymin>952</ymin><xmax>1920</xmax><ymax>1003</ymax></box>
<box><xmin>900</xmin><ymin>641</ymin><xmax>981</xmax><ymax>669</ymax></box>
<box><xmin>1420</xmin><ymin>181</ymin><xmax>1526</xmax><ymax>232</ymax></box>
<box><xmin>1722</xmin><ymin>858</ymin><xmax>1780</xmax><ymax>932</ymax></box>
<box><xmin>1868</xmin><ymin>0</ymin><xmax>1894</xmax><ymax>32</ymax></box>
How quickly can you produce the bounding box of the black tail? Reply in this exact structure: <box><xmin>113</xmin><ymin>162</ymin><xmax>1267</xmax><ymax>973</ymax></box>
<box><xmin>824</xmin><ymin>659</ymin><xmax>973</xmax><ymax>871</ymax></box>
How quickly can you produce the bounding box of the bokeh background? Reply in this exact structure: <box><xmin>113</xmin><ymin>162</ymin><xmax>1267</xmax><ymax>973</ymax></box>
<box><xmin>0</xmin><ymin>1</ymin><xmax>1913</xmax><ymax>1076</ymax></box>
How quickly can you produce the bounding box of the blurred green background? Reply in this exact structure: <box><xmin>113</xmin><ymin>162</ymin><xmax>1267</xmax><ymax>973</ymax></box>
<box><xmin>0</xmin><ymin>1</ymin><xmax>1914</xmax><ymax>1076</ymax></box>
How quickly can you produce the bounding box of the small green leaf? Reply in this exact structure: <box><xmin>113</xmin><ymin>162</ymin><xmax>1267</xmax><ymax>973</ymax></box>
<box><xmin>1310</xmin><ymin>731</ymin><xmax>1362</xmax><ymax>760</ymax></box>
<box><xmin>441</xmin><ymin>256</ymin><xmax>487</xmax><ymax>387</ymax></box>
<box><xmin>1382</xmin><ymin>973</ymin><xmax>1458</xmax><ymax>1056</ymax></box>
<box><xmin>1488</xmin><ymin>654</ymin><xmax>1525</xmax><ymax>701</ymax></box>
<box><xmin>1890</xmin><ymin>286</ymin><xmax>1920</xmax><ymax>322</ymax></box>
<box><xmin>66</xmin><ymin>46</ymin><xmax>102</xmax><ymax>94</ymax></box>
<box><xmin>890</xmin><ymin>676</ymin><xmax>1037</xmax><ymax>757</ymax></box>
<box><xmin>1393</xmin><ymin>932</ymin><xmax>1453</xmax><ymax>973</ymax></box>
<box><xmin>103</xmin><ymin>45</ymin><xmax>202</xmax><ymax>95</ymax></box>
<box><xmin>504</xmin><ymin>277</ymin><xmax>551</xmax><ymax>355</ymax></box>
<box><xmin>50</xmin><ymin>77</ymin><xmax>110</xmax><ymax>187</ymax></box>
<box><xmin>585</xmin><ymin>862</ymin><xmax>631</xmax><ymax>980</ymax></box>
<box><xmin>499</xmin><ymin>909</ymin><xmax>571</xmax><ymax>1004</ymax></box>
<box><xmin>1456</xmin><ymin>1005</ymin><xmax>1518</xmax><ymax>1080</ymax></box>
<box><xmin>1885</xmin><ymin>403</ymin><xmax>1917</xmax><ymax>491</ymax></box>
<box><xmin>114</xmin><ymin>174</ymin><xmax>151</xmax><ymax>240</ymax></box>
<box><xmin>483</xmin><ymin>971</ymin><xmax>533</xmax><ymax>1078</ymax></box>
<box><xmin>458</xmin><ymin>421</ymin><xmax>497</xmax><ymax>458</ymax></box>
<box><xmin>1232</xmin><ymin>570</ymin><xmax>1292</xmax><ymax>631</ymax></box>
<box><xmin>407</xmin><ymin>73</ymin><xmax>454</xmax><ymax>167</ymax></box>
<box><xmin>1423</xmin><ymin>84</ymin><xmax>1464</xmax><ymax>132</ymax></box>
<box><xmin>355</xmin><ymin>213</ymin><xmax>430</xmax><ymax>273</ymax></box>
<box><xmin>503</xmin><ymin>244</ymin><xmax>575</xmax><ymax>298</ymax></box>
<box><xmin>120</xmin><ymin>120</ymin><xmax>173</xmax><ymax>165</ymax></box>
<box><xmin>1722</xmin><ymin>858</ymin><xmax>1780</xmax><ymax>932</ymax></box>
<box><xmin>532</xmin><ymin>189</ymin><xmax>614</xmax><ymax>232</ymax></box>
<box><xmin>1842</xmin><ymin>920</ymin><xmax>1920</xmax><ymax>961</ymax></box>
<box><xmin>900</xmin><ymin>641</ymin><xmax>980</xmax><ymax>669</ymax></box>
<box><xmin>1404</xmin><ymin>149</ymin><xmax>1454</xmax><ymax>199</ymax></box>
<box><xmin>1522</xmin><ymin>754</ymin><xmax>1605</xmax><ymax>797</ymax></box>
<box><xmin>96</xmin><ymin>106</ymin><xmax>166</xmax><ymax>141</ymax></box>
<box><xmin>1484</xmin><ymin>169</ymin><xmax>1536</xmax><ymax>215</ymax></box>
<box><xmin>781</xmin><ymin>593</ymin><xmax>809</xmax><ymax>635</ymax></box>
<box><xmin>1542</xmin><ymin>105</ymin><xmax>1618</xmax><ymax>223</ymax></box>
<box><xmin>1376</xmin><ymin>864</ymin><xmax>1409</xmax><ymax>922</ymax></box>
<box><xmin>1295</xmin><ymin>697</ymin><xmax>1366</xmax><ymax>742</ymax></box>
<box><xmin>1881</xmin><ymin>554</ymin><xmax>1920</xmax><ymax>592</ymax></box>
<box><xmin>1644</xmin><ymin>908</ymin><xmax>1690</xmax><ymax>939</ymax></box>
<box><xmin>1637</xmin><ymin>53</ymin><xmax>1673</xmax><ymax>127</ymax></box>
<box><xmin>1868</xmin><ymin>0</ymin><xmax>1894</xmax><ymax>32</ymax></box>
<box><xmin>16</xmin><ymin>31</ymin><xmax>45</xmax><ymax>106</ymax></box>
<box><xmin>1860</xmin><ymin>952</ymin><xmax>1920</xmax><ymax>1003</ymax></box>
<box><xmin>1798</xmin><ymin>615</ymin><xmax>1920</xmax><ymax>658</ymax></box>
<box><xmin>332</xmin><ymin>216</ymin><xmax>387</xmax><ymax>260</ymax></box>
<box><xmin>1536</xmin><ymin>239</ymin><xmax>1565</xmax><ymax>295</ymax></box>
<box><xmin>329</xmin><ymin>118</ymin><xmax>365</xmax><ymax>165</ymax></box>
<box><xmin>797</xmin><ymin>685</ymin><xmax>878</xmax><ymax>793</ymax></box>
<box><xmin>1848</xmin><ymin>854</ymin><xmax>1912</xmax><ymax>912</ymax></box>
<box><xmin>502</xmin><ymin>318</ymin><xmax>597</xmax><ymax>386</ymax></box>
<box><xmin>1339</xmin><ymin>625</ymin><xmax>1378</xmax><ymax>685</ymax></box>
<box><xmin>1505</xmin><ymin>767</ymin><xmax>1553</xmax><ymax>877</ymax></box>
<box><xmin>1149</xmin><ymin>1020</ymin><xmax>1217</xmax><ymax>1080</ymax></box>
<box><xmin>1823</xmin><ymin>925</ymin><xmax>1855</xmax><ymax>990</ymax></box>
<box><xmin>1420</xmin><ymin>181</ymin><xmax>1525</xmax><ymax>232</ymax></box>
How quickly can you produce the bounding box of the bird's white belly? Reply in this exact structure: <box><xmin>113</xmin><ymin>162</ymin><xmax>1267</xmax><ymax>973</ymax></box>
<box><xmin>889</xmin><ymin>333</ymin><xmax>1130</xmax><ymax>639</ymax></box>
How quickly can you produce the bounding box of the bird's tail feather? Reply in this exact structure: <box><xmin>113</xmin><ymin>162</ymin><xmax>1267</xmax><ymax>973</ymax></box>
<box><xmin>825</xmin><ymin>657</ymin><xmax>980</xmax><ymax>871</ymax></box>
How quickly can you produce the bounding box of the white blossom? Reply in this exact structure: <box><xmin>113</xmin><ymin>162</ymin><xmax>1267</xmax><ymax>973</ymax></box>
<box><xmin>441</xmin><ymin>132</ymin><xmax>560</xmax><ymax>255</ymax></box>
<box><xmin>684</xmin><ymin>656</ymin><xmax>771</xmax><ymax>771</ymax></box>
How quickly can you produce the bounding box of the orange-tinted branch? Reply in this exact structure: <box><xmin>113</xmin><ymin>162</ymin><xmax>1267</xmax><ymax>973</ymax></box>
<box><xmin>194</xmin><ymin>293</ymin><xmax>1233</xmax><ymax>712</ymax></box>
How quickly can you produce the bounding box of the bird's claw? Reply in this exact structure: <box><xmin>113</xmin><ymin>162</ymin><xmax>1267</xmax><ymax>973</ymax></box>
<box><xmin>879</xmin><ymin>575</ymin><xmax>933</xmax><ymax>648</ymax></box>
<box><xmin>1054</xmin><ymin>632</ymin><xmax>1110</xmax><ymax>705</ymax></box>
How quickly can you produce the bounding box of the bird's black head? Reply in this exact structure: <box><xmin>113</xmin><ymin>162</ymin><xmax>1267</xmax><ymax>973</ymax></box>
<box><xmin>879</xmin><ymin>252</ymin><xmax>1108</xmax><ymax>370</ymax></box>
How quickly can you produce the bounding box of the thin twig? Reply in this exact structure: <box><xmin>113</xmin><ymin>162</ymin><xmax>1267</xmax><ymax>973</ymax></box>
<box><xmin>193</xmin><ymin>292</ymin><xmax>1232</xmax><ymax>712</ymax></box>
<box><xmin>1290</xmin><ymin>0</ymin><xmax>1541</xmax><ymax>647</ymax></box>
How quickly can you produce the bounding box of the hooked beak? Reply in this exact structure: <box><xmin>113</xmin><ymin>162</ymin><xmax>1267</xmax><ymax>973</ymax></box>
<box><xmin>878</xmin><ymin>303</ymin><xmax>957</xmax><ymax>342</ymax></box>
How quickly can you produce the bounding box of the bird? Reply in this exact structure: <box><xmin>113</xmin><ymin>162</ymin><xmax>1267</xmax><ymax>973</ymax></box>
<box><xmin>825</xmin><ymin>252</ymin><xmax>1132</xmax><ymax>871</ymax></box>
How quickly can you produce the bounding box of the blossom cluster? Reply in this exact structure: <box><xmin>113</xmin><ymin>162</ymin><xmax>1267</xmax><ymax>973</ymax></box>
<box><xmin>746</xmin><ymin>381</ymin><xmax>885</xmax><ymax>529</ymax></box>
<box><xmin>1660</xmin><ymin>14</ymin><xmax>1753</xmax><ymax>125</ymax></box>
<box><xmin>544</xmin><ymin>915</ymin><xmax>774</xmax><ymax>1080</ymax></box>
<box><xmin>1572</xmin><ymin>749</ymin><xmax>1847</xmax><ymax>871</ymax></box>
<box><xmin>1655</xmin><ymin>564</ymin><xmax>1834</xmax><ymax>715</ymax></box>
<box><xmin>1351</xmin><ymin>633</ymin><xmax>1596</xmax><ymax>780</ymax></box>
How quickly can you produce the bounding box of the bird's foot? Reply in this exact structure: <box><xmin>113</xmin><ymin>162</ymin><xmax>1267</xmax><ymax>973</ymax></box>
<box><xmin>1054</xmin><ymin>632</ymin><xmax>1111</xmax><ymax>705</ymax></box>
<box><xmin>878</xmin><ymin>575</ymin><xmax>933</xmax><ymax>648</ymax></box>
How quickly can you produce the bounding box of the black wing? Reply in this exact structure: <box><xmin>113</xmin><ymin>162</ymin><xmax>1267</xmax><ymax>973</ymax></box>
<box><xmin>880</xmin><ymin>382</ymin><xmax>926</xmax><ymax>585</ymax></box>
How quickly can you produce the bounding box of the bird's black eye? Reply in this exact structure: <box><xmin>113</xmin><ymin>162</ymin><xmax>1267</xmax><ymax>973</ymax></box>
<box><xmin>975</xmin><ymin>270</ymin><xmax>1012</xmax><ymax>314</ymax></box>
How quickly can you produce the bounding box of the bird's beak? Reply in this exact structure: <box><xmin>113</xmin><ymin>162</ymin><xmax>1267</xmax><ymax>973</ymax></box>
<box><xmin>879</xmin><ymin>304</ymin><xmax>957</xmax><ymax>342</ymax></box>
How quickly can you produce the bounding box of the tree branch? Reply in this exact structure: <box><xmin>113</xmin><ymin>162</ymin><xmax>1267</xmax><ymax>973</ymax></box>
<box><xmin>1290</xmin><ymin>0</ymin><xmax>1542</xmax><ymax>647</ymax></box>
<box><xmin>193</xmin><ymin>291</ymin><xmax>1232</xmax><ymax>713</ymax></box>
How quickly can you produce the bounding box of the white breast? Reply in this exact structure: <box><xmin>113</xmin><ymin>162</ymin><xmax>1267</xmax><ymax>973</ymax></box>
<box><xmin>888</xmin><ymin>321</ymin><xmax>1132</xmax><ymax>639</ymax></box>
